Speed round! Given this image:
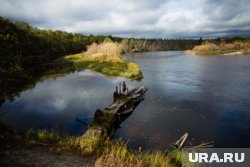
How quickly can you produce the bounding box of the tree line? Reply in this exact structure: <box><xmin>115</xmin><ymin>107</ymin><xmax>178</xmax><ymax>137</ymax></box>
<box><xmin>0</xmin><ymin>17</ymin><xmax>120</xmax><ymax>58</ymax></box>
<box><xmin>0</xmin><ymin>16</ymin><xmax>203</xmax><ymax>59</ymax></box>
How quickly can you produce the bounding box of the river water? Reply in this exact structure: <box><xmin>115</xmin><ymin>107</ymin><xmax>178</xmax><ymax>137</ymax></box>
<box><xmin>1</xmin><ymin>51</ymin><xmax>250</xmax><ymax>150</ymax></box>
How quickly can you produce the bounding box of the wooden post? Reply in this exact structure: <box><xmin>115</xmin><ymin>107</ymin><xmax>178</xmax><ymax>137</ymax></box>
<box><xmin>119</xmin><ymin>82</ymin><xmax>122</xmax><ymax>95</ymax></box>
<box><xmin>122</xmin><ymin>81</ymin><xmax>126</xmax><ymax>94</ymax></box>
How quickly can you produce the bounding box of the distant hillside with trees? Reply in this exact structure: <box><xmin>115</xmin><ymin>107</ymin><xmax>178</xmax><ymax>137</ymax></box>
<box><xmin>1</xmin><ymin>16</ymin><xmax>250</xmax><ymax>106</ymax></box>
<box><xmin>0</xmin><ymin>16</ymin><xmax>202</xmax><ymax>59</ymax></box>
<box><xmin>0</xmin><ymin>17</ymin><xmax>117</xmax><ymax>58</ymax></box>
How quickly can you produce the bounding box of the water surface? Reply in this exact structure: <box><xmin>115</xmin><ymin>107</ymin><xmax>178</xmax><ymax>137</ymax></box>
<box><xmin>1</xmin><ymin>51</ymin><xmax>250</xmax><ymax>150</ymax></box>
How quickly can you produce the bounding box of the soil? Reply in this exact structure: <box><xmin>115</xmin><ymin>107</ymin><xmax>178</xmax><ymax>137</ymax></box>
<box><xmin>0</xmin><ymin>147</ymin><xmax>95</xmax><ymax>167</ymax></box>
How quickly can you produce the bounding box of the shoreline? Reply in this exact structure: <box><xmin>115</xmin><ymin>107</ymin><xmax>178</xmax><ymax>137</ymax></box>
<box><xmin>0</xmin><ymin>124</ymin><xmax>181</xmax><ymax>167</ymax></box>
<box><xmin>186</xmin><ymin>41</ymin><xmax>250</xmax><ymax>56</ymax></box>
<box><xmin>185</xmin><ymin>50</ymin><xmax>248</xmax><ymax>56</ymax></box>
<box><xmin>64</xmin><ymin>53</ymin><xmax>143</xmax><ymax>80</ymax></box>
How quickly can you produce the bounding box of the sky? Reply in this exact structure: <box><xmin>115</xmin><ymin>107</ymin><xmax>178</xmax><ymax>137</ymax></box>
<box><xmin>0</xmin><ymin>0</ymin><xmax>250</xmax><ymax>38</ymax></box>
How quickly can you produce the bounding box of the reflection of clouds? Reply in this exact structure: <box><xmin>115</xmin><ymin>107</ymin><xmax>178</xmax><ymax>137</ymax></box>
<box><xmin>1</xmin><ymin>70</ymin><xmax>140</xmax><ymax>133</ymax></box>
<box><xmin>3</xmin><ymin>52</ymin><xmax>250</xmax><ymax>149</ymax></box>
<box><xmin>79</xmin><ymin>70</ymin><xmax>129</xmax><ymax>84</ymax></box>
<box><xmin>18</xmin><ymin>71</ymin><xmax>117</xmax><ymax>114</ymax></box>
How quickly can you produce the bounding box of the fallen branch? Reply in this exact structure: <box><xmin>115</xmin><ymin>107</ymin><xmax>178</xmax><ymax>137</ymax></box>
<box><xmin>174</xmin><ymin>132</ymin><xmax>188</xmax><ymax>149</ymax></box>
<box><xmin>192</xmin><ymin>141</ymin><xmax>215</xmax><ymax>148</ymax></box>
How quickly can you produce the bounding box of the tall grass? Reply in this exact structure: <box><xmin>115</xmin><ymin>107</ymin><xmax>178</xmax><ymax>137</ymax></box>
<box><xmin>1</xmin><ymin>125</ymin><xmax>184</xmax><ymax>167</ymax></box>
<box><xmin>65</xmin><ymin>54</ymin><xmax>143</xmax><ymax>80</ymax></box>
<box><xmin>84</xmin><ymin>42</ymin><xmax>122</xmax><ymax>58</ymax></box>
<box><xmin>95</xmin><ymin>140</ymin><xmax>181</xmax><ymax>167</ymax></box>
<box><xmin>193</xmin><ymin>43</ymin><xmax>219</xmax><ymax>51</ymax></box>
<box><xmin>64</xmin><ymin>41</ymin><xmax>143</xmax><ymax>80</ymax></box>
<box><xmin>189</xmin><ymin>40</ymin><xmax>250</xmax><ymax>55</ymax></box>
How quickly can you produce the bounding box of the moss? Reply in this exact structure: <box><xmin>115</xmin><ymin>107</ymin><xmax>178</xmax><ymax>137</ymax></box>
<box><xmin>90</xmin><ymin>113</ymin><xmax>116</xmax><ymax>136</ymax></box>
<box><xmin>115</xmin><ymin>95</ymin><xmax>132</xmax><ymax>101</ymax></box>
<box><xmin>64</xmin><ymin>54</ymin><xmax>143</xmax><ymax>80</ymax></box>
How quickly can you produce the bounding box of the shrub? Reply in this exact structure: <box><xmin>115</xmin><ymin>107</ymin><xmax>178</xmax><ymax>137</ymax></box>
<box><xmin>84</xmin><ymin>42</ymin><xmax>122</xmax><ymax>58</ymax></box>
<box><xmin>193</xmin><ymin>43</ymin><xmax>219</xmax><ymax>51</ymax></box>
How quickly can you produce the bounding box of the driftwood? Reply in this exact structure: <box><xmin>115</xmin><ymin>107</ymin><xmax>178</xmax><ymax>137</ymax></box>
<box><xmin>190</xmin><ymin>141</ymin><xmax>215</xmax><ymax>148</ymax></box>
<box><xmin>171</xmin><ymin>132</ymin><xmax>214</xmax><ymax>149</ymax></box>
<box><xmin>174</xmin><ymin>132</ymin><xmax>188</xmax><ymax>149</ymax></box>
<box><xmin>81</xmin><ymin>84</ymin><xmax>148</xmax><ymax>140</ymax></box>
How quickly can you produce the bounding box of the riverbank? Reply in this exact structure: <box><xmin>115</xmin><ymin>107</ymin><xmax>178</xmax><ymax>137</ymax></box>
<box><xmin>64</xmin><ymin>42</ymin><xmax>143</xmax><ymax>80</ymax></box>
<box><xmin>186</xmin><ymin>41</ymin><xmax>250</xmax><ymax>56</ymax></box>
<box><xmin>0</xmin><ymin>124</ymin><xmax>181</xmax><ymax>167</ymax></box>
<box><xmin>64</xmin><ymin>54</ymin><xmax>143</xmax><ymax>80</ymax></box>
<box><xmin>185</xmin><ymin>49</ymin><xmax>244</xmax><ymax>55</ymax></box>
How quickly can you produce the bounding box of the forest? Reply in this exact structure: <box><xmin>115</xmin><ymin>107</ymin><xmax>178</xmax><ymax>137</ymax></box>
<box><xmin>1</xmin><ymin>16</ymin><xmax>248</xmax><ymax>106</ymax></box>
<box><xmin>0</xmin><ymin>16</ymin><xmax>202</xmax><ymax>59</ymax></box>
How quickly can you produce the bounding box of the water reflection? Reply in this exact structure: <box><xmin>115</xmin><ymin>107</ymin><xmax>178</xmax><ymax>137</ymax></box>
<box><xmin>0</xmin><ymin>70</ymin><xmax>138</xmax><ymax>134</ymax></box>
<box><xmin>118</xmin><ymin>51</ymin><xmax>250</xmax><ymax>149</ymax></box>
<box><xmin>1</xmin><ymin>51</ymin><xmax>250</xmax><ymax>150</ymax></box>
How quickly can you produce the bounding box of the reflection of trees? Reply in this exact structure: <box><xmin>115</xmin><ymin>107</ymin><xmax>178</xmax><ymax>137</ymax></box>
<box><xmin>0</xmin><ymin>17</ymin><xmax>203</xmax><ymax>60</ymax></box>
<box><xmin>0</xmin><ymin>16</ymin><xmax>203</xmax><ymax>107</ymax></box>
<box><xmin>0</xmin><ymin>56</ymin><xmax>76</xmax><ymax>107</ymax></box>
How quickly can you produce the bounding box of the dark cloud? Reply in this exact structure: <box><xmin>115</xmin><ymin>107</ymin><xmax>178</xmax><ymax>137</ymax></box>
<box><xmin>203</xmin><ymin>0</ymin><xmax>248</xmax><ymax>21</ymax></box>
<box><xmin>0</xmin><ymin>0</ymin><xmax>249</xmax><ymax>38</ymax></box>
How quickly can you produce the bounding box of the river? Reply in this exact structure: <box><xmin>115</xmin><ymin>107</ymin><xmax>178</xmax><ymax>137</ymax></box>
<box><xmin>1</xmin><ymin>51</ymin><xmax>250</xmax><ymax>150</ymax></box>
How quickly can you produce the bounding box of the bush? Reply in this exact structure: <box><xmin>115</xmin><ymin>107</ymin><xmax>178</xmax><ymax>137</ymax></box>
<box><xmin>193</xmin><ymin>43</ymin><xmax>219</xmax><ymax>51</ymax></box>
<box><xmin>219</xmin><ymin>43</ymin><xmax>235</xmax><ymax>50</ymax></box>
<box><xmin>84</xmin><ymin>42</ymin><xmax>122</xmax><ymax>58</ymax></box>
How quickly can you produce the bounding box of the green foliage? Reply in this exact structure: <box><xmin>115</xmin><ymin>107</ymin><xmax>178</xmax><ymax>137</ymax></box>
<box><xmin>1</xmin><ymin>123</ymin><xmax>184</xmax><ymax>166</ymax></box>
<box><xmin>202</xmin><ymin>40</ymin><xmax>208</xmax><ymax>45</ymax></box>
<box><xmin>2</xmin><ymin>16</ymin><xmax>249</xmax><ymax>59</ymax></box>
<box><xmin>0</xmin><ymin>16</ymin><xmax>204</xmax><ymax>59</ymax></box>
<box><xmin>90</xmin><ymin>114</ymin><xmax>115</xmax><ymax>135</ymax></box>
<box><xmin>103</xmin><ymin>37</ymin><xmax>113</xmax><ymax>43</ymax></box>
<box><xmin>66</xmin><ymin>42</ymin><xmax>142</xmax><ymax>80</ymax></box>
<box><xmin>97</xmin><ymin>140</ymin><xmax>175</xmax><ymax>167</ymax></box>
<box><xmin>25</xmin><ymin>129</ymin><xmax>63</xmax><ymax>143</ymax></box>
<box><xmin>0</xmin><ymin>54</ymin><xmax>76</xmax><ymax>104</ymax></box>
<box><xmin>168</xmin><ymin>149</ymin><xmax>183</xmax><ymax>166</ymax></box>
<box><xmin>0</xmin><ymin>17</ymin><xmax>122</xmax><ymax>58</ymax></box>
<box><xmin>65</xmin><ymin>54</ymin><xmax>143</xmax><ymax>80</ymax></box>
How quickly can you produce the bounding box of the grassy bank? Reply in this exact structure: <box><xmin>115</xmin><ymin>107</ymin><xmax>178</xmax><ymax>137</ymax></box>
<box><xmin>185</xmin><ymin>49</ymin><xmax>240</xmax><ymax>55</ymax></box>
<box><xmin>65</xmin><ymin>54</ymin><xmax>142</xmax><ymax>80</ymax></box>
<box><xmin>0</xmin><ymin>124</ymin><xmax>182</xmax><ymax>167</ymax></box>
<box><xmin>64</xmin><ymin>42</ymin><xmax>143</xmax><ymax>80</ymax></box>
<box><xmin>186</xmin><ymin>40</ymin><xmax>250</xmax><ymax>56</ymax></box>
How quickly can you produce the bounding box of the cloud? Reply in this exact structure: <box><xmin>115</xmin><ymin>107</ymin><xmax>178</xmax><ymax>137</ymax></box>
<box><xmin>0</xmin><ymin>0</ymin><xmax>250</xmax><ymax>38</ymax></box>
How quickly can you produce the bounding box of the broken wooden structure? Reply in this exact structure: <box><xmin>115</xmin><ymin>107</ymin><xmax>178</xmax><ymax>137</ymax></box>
<box><xmin>81</xmin><ymin>83</ymin><xmax>147</xmax><ymax>139</ymax></box>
